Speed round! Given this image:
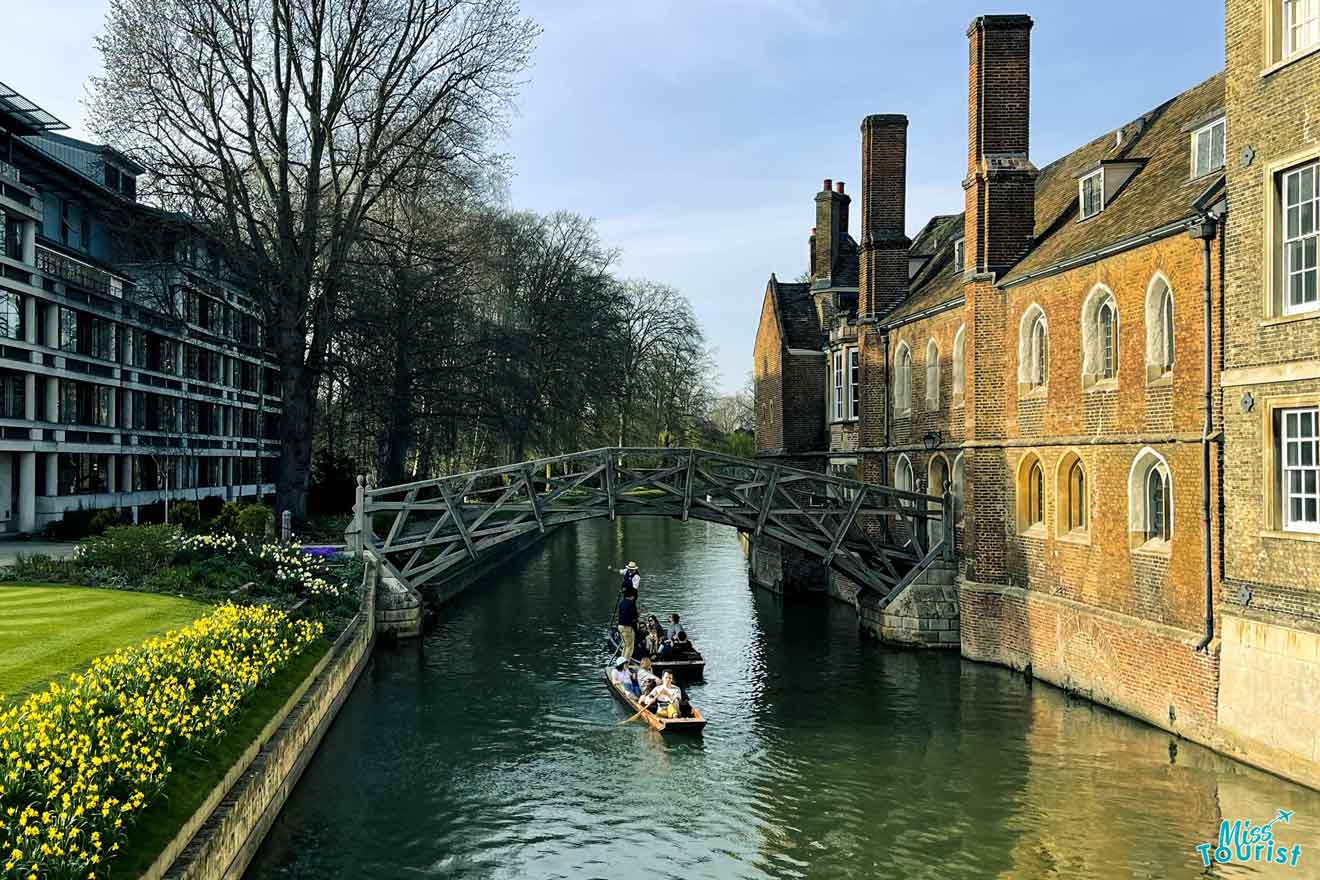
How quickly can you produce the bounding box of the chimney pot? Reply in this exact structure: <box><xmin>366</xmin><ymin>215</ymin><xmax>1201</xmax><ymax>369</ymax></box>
<box><xmin>835</xmin><ymin>181</ymin><xmax>845</xmax><ymax>193</ymax></box>
<box><xmin>823</xmin><ymin>178</ymin><xmax>832</xmax><ymax>192</ymax></box>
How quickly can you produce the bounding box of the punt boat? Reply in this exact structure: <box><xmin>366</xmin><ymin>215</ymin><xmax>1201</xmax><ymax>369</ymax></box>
<box><xmin>607</xmin><ymin>628</ymin><xmax>706</xmax><ymax>679</ymax></box>
<box><xmin>605</xmin><ymin>663</ymin><xmax>707</xmax><ymax>734</ymax></box>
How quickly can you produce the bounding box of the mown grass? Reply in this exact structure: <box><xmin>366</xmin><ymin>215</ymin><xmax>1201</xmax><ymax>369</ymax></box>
<box><xmin>110</xmin><ymin>636</ymin><xmax>332</xmax><ymax>879</ymax></box>
<box><xmin>0</xmin><ymin>584</ymin><xmax>208</xmax><ymax>698</ymax></box>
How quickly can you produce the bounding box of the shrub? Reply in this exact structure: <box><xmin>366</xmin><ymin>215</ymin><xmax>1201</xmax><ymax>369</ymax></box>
<box><xmin>237</xmin><ymin>504</ymin><xmax>272</xmax><ymax>538</ymax></box>
<box><xmin>198</xmin><ymin>494</ymin><xmax>225</xmax><ymax>522</ymax></box>
<box><xmin>46</xmin><ymin>507</ymin><xmax>99</xmax><ymax>540</ymax></box>
<box><xmin>88</xmin><ymin>507</ymin><xmax>123</xmax><ymax>536</ymax></box>
<box><xmin>172</xmin><ymin>500</ymin><xmax>201</xmax><ymax>530</ymax></box>
<box><xmin>0</xmin><ymin>604</ymin><xmax>323</xmax><ymax>880</ymax></box>
<box><xmin>9</xmin><ymin>553</ymin><xmax>83</xmax><ymax>584</ymax></box>
<box><xmin>75</xmin><ymin>524</ymin><xmax>181</xmax><ymax>581</ymax></box>
<box><xmin>141</xmin><ymin>566</ymin><xmax>194</xmax><ymax>596</ymax></box>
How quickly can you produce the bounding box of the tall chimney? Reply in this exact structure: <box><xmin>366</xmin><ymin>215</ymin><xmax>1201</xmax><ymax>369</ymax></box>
<box><xmin>808</xmin><ymin>227</ymin><xmax>817</xmax><ymax>278</ymax></box>
<box><xmin>859</xmin><ymin>114</ymin><xmax>911</xmax><ymax>318</ymax></box>
<box><xmin>964</xmin><ymin>14</ymin><xmax>1036</xmax><ymax>278</ymax></box>
<box><xmin>814</xmin><ymin>178</ymin><xmax>851</xmax><ymax>284</ymax></box>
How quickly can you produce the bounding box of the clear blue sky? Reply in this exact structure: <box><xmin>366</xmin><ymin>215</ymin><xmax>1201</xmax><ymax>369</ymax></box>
<box><xmin>2</xmin><ymin>1</ymin><xmax>1224</xmax><ymax>393</ymax></box>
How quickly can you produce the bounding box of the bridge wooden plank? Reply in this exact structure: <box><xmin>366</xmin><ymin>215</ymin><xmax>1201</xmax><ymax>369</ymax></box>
<box><xmin>382</xmin><ymin>487</ymin><xmax>418</xmax><ymax>551</ymax></box>
<box><xmin>753</xmin><ymin>466</ymin><xmax>780</xmax><ymax>538</ymax></box>
<box><xmin>604</xmin><ymin>453</ymin><xmax>616</xmax><ymax>521</ymax></box>
<box><xmin>522</xmin><ymin>466</ymin><xmax>545</xmax><ymax>533</ymax></box>
<box><xmin>823</xmin><ymin>490</ymin><xmax>867</xmax><ymax>568</ymax></box>
<box><xmin>681</xmin><ymin>451</ymin><xmax>696</xmax><ymax>521</ymax></box>
<box><xmin>437</xmin><ymin>481</ymin><xmax>478</xmax><ymax>561</ymax></box>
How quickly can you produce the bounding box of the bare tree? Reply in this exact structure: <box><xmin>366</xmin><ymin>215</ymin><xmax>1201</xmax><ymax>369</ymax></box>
<box><xmin>89</xmin><ymin>0</ymin><xmax>538</xmax><ymax>516</ymax></box>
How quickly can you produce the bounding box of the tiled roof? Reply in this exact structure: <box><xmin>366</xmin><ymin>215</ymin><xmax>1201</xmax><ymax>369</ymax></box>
<box><xmin>887</xmin><ymin>215</ymin><xmax>965</xmax><ymax>322</ymax></box>
<box><xmin>1000</xmin><ymin>70</ymin><xmax>1224</xmax><ymax>285</ymax></box>
<box><xmin>770</xmin><ymin>279</ymin><xmax>820</xmax><ymax>349</ymax></box>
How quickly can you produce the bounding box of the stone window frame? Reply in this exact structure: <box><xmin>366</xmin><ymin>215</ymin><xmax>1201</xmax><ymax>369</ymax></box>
<box><xmin>894</xmin><ymin>452</ymin><xmax>914</xmax><ymax>498</ymax></box>
<box><xmin>1128</xmin><ymin>446</ymin><xmax>1173</xmax><ymax>554</ymax></box>
<box><xmin>1017</xmin><ymin>304</ymin><xmax>1049</xmax><ymax>398</ymax></box>
<box><xmin>1259</xmin><ymin>391</ymin><xmax>1320</xmax><ymax>541</ymax></box>
<box><xmin>1264</xmin><ymin>0</ymin><xmax>1320</xmax><ymax>73</ymax></box>
<box><xmin>1260</xmin><ymin>146</ymin><xmax>1320</xmax><ymax>323</ymax></box>
<box><xmin>953</xmin><ymin>237</ymin><xmax>965</xmax><ymax>273</ymax></box>
<box><xmin>1055</xmin><ymin>450</ymin><xmax>1090</xmax><ymax>544</ymax></box>
<box><xmin>1081</xmin><ymin>283</ymin><xmax>1120</xmax><ymax>391</ymax></box>
<box><xmin>925</xmin><ymin>338</ymin><xmax>941</xmax><ymax>411</ymax></box>
<box><xmin>893</xmin><ymin>341</ymin><xmax>913</xmax><ymax>418</ymax></box>
<box><xmin>827</xmin><ymin>344</ymin><xmax>859</xmax><ymax>424</ymax></box>
<box><xmin>1144</xmin><ymin>272</ymin><xmax>1175</xmax><ymax>384</ymax></box>
<box><xmin>952</xmin><ymin>324</ymin><xmax>966</xmax><ymax>407</ymax></box>
<box><xmin>1190</xmin><ymin>117</ymin><xmax>1226</xmax><ymax>180</ymax></box>
<box><xmin>1015</xmin><ymin>451</ymin><xmax>1047</xmax><ymax>536</ymax></box>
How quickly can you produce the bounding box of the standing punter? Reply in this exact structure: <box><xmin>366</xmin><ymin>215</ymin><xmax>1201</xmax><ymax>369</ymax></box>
<box><xmin>616</xmin><ymin>584</ymin><xmax>639</xmax><ymax>661</ymax></box>
<box><xmin>614</xmin><ymin>560</ymin><xmax>641</xmax><ymax>596</ymax></box>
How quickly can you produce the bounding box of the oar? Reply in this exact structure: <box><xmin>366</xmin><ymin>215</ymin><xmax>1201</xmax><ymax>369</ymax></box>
<box><xmin>618</xmin><ymin>699</ymin><xmax>652</xmax><ymax>725</ymax></box>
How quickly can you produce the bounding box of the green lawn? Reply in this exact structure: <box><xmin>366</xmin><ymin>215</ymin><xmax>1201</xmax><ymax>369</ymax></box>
<box><xmin>0</xmin><ymin>584</ymin><xmax>208</xmax><ymax>698</ymax></box>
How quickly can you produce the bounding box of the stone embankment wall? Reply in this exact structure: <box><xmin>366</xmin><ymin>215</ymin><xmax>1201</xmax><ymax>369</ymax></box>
<box><xmin>144</xmin><ymin>567</ymin><xmax>378</xmax><ymax>880</ymax></box>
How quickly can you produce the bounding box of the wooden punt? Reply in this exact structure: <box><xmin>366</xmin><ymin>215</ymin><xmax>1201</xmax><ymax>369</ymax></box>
<box><xmin>605</xmin><ymin>665</ymin><xmax>707</xmax><ymax>735</ymax></box>
<box><xmin>607</xmin><ymin>629</ymin><xmax>706</xmax><ymax>679</ymax></box>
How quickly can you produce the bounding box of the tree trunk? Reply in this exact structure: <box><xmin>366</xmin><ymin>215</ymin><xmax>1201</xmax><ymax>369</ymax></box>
<box><xmin>275</xmin><ymin>332</ymin><xmax>316</xmax><ymax>521</ymax></box>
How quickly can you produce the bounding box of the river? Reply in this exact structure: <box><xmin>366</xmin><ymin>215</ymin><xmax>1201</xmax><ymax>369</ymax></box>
<box><xmin>246</xmin><ymin>517</ymin><xmax>1320</xmax><ymax>879</ymax></box>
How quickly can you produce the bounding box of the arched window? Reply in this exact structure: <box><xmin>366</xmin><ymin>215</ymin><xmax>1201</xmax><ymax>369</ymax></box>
<box><xmin>1099</xmin><ymin>299</ymin><xmax>1117</xmax><ymax>378</ymax></box>
<box><xmin>1057</xmin><ymin>452</ymin><xmax>1087</xmax><ymax>535</ymax></box>
<box><xmin>952</xmin><ymin>325</ymin><xmax>966</xmax><ymax>400</ymax></box>
<box><xmin>925</xmin><ymin>339</ymin><xmax>940</xmax><ymax>410</ymax></box>
<box><xmin>1145</xmin><ymin>274</ymin><xmax>1174</xmax><ymax>380</ymax></box>
<box><xmin>1082</xmin><ymin>285</ymin><xmax>1119</xmax><ymax>385</ymax></box>
<box><xmin>1128</xmin><ymin>447</ymin><xmax>1173</xmax><ymax>547</ymax></box>
<box><xmin>952</xmin><ymin>453</ymin><xmax>966</xmax><ymax>524</ymax></box>
<box><xmin>894</xmin><ymin>343</ymin><xmax>912</xmax><ymax>416</ymax></box>
<box><xmin>1017</xmin><ymin>453</ymin><xmax>1045</xmax><ymax>532</ymax></box>
<box><xmin>1146</xmin><ymin>467</ymin><xmax>1170</xmax><ymax>541</ymax></box>
<box><xmin>895</xmin><ymin>454</ymin><xmax>914</xmax><ymax>494</ymax></box>
<box><xmin>1017</xmin><ymin>305</ymin><xmax>1048</xmax><ymax>389</ymax></box>
<box><xmin>928</xmin><ymin>454</ymin><xmax>950</xmax><ymax>546</ymax></box>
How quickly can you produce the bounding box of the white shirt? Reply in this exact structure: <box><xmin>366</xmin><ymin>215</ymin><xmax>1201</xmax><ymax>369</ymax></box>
<box><xmin>650</xmin><ymin>682</ymin><xmax>681</xmax><ymax>707</ymax></box>
<box><xmin>610</xmin><ymin>668</ymin><xmax>633</xmax><ymax>687</ymax></box>
<box><xmin>618</xmin><ymin>569</ymin><xmax>641</xmax><ymax>591</ymax></box>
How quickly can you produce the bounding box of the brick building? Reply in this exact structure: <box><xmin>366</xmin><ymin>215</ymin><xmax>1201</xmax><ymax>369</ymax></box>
<box><xmin>751</xmin><ymin>9</ymin><xmax>1320</xmax><ymax>788</ymax></box>
<box><xmin>0</xmin><ymin>81</ymin><xmax>280</xmax><ymax>532</ymax></box>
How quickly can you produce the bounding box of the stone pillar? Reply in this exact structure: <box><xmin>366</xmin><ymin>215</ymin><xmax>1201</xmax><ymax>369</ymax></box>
<box><xmin>44</xmin><ymin>452</ymin><xmax>57</xmax><ymax>498</ymax></box>
<box><xmin>17</xmin><ymin>451</ymin><xmax>34</xmax><ymax>533</ymax></box>
<box><xmin>121</xmin><ymin>454</ymin><xmax>133</xmax><ymax>495</ymax></box>
<box><xmin>20</xmin><ymin>222</ymin><xmax>35</xmax><ymax>265</ymax></box>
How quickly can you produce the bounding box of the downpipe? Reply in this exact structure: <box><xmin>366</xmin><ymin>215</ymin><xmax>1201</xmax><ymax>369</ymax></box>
<box><xmin>1190</xmin><ymin>217</ymin><xmax>1217</xmax><ymax>653</ymax></box>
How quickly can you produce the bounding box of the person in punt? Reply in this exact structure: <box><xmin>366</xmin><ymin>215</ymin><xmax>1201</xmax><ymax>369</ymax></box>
<box><xmin>639</xmin><ymin>670</ymin><xmax>683</xmax><ymax>719</ymax></box>
<box><xmin>611</xmin><ymin>655</ymin><xmax>640</xmax><ymax>697</ymax></box>
<box><xmin>636</xmin><ymin>656</ymin><xmax>660</xmax><ymax>697</ymax></box>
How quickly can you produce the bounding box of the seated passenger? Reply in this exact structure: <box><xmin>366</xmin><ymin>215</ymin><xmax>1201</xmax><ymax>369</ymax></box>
<box><xmin>641</xmin><ymin>671</ymin><xmax>682</xmax><ymax>719</ymax></box>
<box><xmin>636</xmin><ymin>657</ymin><xmax>660</xmax><ymax>696</ymax></box>
<box><xmin>673</xmin><ymin>630</ymin><xmax>695</xmax><ymax>657</ymax></box>
<box><xmin>666</xmin><ymin>613</ymin><xmax>682</xmax><ymax>642</ymax></box>
<box><xmin>611</xmin><ymin>656</ymin><xmax>640</xmax><ymax>696</ymax></box>
<box><xmin>644</xmin><ymin>620</ymin><xmax>662</xmax><ymax>656</ymax></box>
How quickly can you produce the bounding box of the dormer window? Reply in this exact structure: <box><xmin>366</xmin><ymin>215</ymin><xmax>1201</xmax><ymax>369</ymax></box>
<box><xmin>1080</xmin><ymin>170</ymin><xmax>1104</xmax><ymax>220</ymax></box>
<box><xmin>1191</xmin><ymin>118</ymin><xmax>1225</xmax><ymax>178</ymax></box>
<box><xmin>953</xmin><ymin>238</ymin><xmax>965</xmax><ymax>272</ymax></box>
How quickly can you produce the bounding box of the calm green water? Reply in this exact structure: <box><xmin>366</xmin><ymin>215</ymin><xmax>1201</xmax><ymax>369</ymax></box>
<box><xmin>246</xmin><ymin>518</ymin><xmax>1320</xmax><ymax>880</ymax></box>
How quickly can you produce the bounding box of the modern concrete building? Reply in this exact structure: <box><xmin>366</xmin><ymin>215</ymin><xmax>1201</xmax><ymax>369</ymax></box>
<box><xmin>0</xmin><ymin>81</ymin><xmax>279</xmax><ymax>533</ymax></box>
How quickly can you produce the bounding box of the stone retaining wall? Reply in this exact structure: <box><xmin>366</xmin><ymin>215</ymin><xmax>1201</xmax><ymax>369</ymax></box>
<box><xmin>144</xmin><ymin>575</ymin><xmax>377</xmax><ymax>880</ymax></box>
<box><xmin>858</xmin><ymin>562</ymin><xmax>960</xmax><ymax>647</ymax></box>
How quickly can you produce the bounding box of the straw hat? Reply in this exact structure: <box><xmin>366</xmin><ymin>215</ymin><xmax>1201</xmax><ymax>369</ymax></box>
<box><xmin>626</xmin><ymin>561</ymin><xmax>638</xmax><ymax>571</ymax></box>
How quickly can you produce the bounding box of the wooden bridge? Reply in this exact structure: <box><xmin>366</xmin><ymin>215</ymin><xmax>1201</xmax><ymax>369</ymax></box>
<box><xmin>351</xmin><ymin>447</ymin><xmax>953</xmax><ymax>607</ymax></box>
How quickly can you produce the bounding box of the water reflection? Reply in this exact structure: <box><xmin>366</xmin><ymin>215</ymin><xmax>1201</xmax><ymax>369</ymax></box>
<box><xmin>245</xmin><ymin>518</ymin><xmax>1320</xmax><ymax>880</ymax></box>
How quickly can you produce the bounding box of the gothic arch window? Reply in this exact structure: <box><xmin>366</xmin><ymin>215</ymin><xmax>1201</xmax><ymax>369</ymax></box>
<box><xmin>1056</xmin><ymin>451</ymin><xmax>1088</xmax><ymax>537</ymax></box>
<box><xmin>1128</xmin><ymin>447</ymin><xmax>1173</xmax><ymax>549</ymax></box>
<box><xmin>1082</xmin><ymin>284</ymin><xmax>1119</xmax><ymax>386</ymax></box>
<box><xmin>894</xmin><ymin>453</ymin><xmax>914</xmax><ymax>494</ymax></box>
<box><xmin>1017</xmin><ymin>304</ymin><xmax>1048</xmax><ymax>391</ymax></box>
<box><xmin>928</xmin><ymin>453</ymin><xmax>950</xmax><ymax>546</ymax></box>
<box><xmin>952</xmin><ymin>325</ymin><xmax>966</xmax><ymax>402</ymax></box>
<box><xmin>925</xmin><ymin>339</ymin><xmax>941</xmax><ymax>411</ymax></box>
<box><xmin>1016</xmin><ymin>452</ymin><xmax>1046</xmax><ymax>532</ymax></box>
<box><xmin>894</xmin><ymin>342</ymin><xmax>913</xmax><ymax>416</ymax></box>
<box><xmin>1145</xmin><ymin>273</ymin><xmax>1175</xmax><ymax>381</ymax></box>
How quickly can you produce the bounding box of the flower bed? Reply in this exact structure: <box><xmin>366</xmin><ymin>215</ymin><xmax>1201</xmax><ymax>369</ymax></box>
<box><xmin>0</xmin><ymin>604</ymin><xmax>322</xmax><ymax>880</ymax></box>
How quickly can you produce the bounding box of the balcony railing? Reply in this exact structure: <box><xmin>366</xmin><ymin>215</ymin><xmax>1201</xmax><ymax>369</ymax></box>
<box><xmin>35</xmin><ymin>245</ymin><xmax>122</xmax><ymax>297</ymax></box>
<box><xmin>0</xmin><ymin>160</ymin><xmax>18</xmax><ymax>184</ymax></box>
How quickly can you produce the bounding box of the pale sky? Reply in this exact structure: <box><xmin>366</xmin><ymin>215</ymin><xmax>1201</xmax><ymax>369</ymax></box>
<box><xmin>1</xmin><ymin>1</ymin><xmax>1224</xmax><ymax>393</ymax></box>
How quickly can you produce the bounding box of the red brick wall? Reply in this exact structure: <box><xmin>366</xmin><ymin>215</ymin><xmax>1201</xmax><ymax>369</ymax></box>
<box><xmin>753</xmin><ymin>288</ymin><xmax>785</xmax><ymax>453</ymax></box>
<box><xmin>960</xmin><ymin>582</ymin><xmax>1221</xmax><ymax>742</ymax></box>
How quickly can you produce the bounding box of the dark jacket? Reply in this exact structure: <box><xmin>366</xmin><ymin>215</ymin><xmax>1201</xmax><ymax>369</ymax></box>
<box><xmin>617</xmin><ymin>595</ymin><xmax>639</xmax><ymax>629</ymax></box>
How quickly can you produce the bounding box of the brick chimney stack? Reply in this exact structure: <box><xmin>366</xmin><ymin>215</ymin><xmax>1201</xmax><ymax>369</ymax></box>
<box><xmin>859</xmin><ymin>113</ymin><xmax>911</xmax><ymax>318</ymax></box>
<box><xmin>964</xmin><ymin>14</ymin><xmax>1037</xmax><ymax>278</ymax></box>
<box><xmin>813</xmin><ymin>178</ymin><xmax>851</xmax><ymax>284</ymax></box>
